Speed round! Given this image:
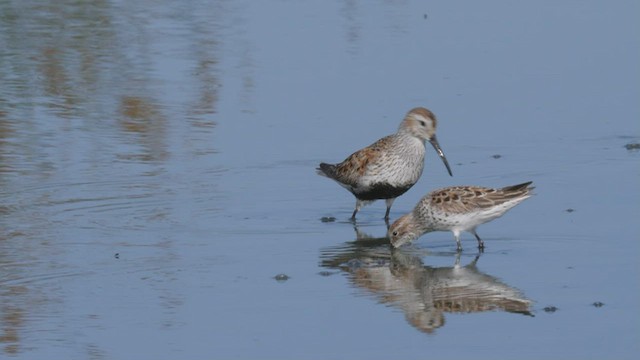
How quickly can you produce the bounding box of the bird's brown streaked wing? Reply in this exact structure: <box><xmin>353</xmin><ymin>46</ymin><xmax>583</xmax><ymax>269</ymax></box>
<box><xmin>427</xmin><ymin>183</ymin><xmax>532</xmax><ymax>213</ymax></box>
<box><xmin>331</xmin><ymin>137</ymin><xmax>390</xmax><ymax>186</ymax></box>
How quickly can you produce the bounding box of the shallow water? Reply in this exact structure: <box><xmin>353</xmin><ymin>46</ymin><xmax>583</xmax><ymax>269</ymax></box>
<box><xmin>1</xmin><ymin>0</ymin><xmax>639</xmax><ymax>359</ymax></box>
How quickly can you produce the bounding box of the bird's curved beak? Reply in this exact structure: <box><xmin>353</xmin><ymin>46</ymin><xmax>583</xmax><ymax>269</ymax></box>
<box><xmin>429</xmin><ymin>135</ymin><xmax>453</xmax><ymax>176</ymax></box>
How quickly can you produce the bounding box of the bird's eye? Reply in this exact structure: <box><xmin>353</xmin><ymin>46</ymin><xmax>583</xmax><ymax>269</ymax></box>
<box><xmin>419</xmin><ymin>121</ymin><xmax>426</xmax><ymax>127</ymax></box>
<box><xmin>392</xmin><ymin>231</ymin><xmax>398</xmax><ymax>236</ymax></box>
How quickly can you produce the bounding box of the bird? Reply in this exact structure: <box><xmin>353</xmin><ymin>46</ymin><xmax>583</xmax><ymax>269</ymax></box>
<box><xmin>317</xmin><ymin>107</ymin><xmax>452</xmax><ymax>221</ymax></box>
<box><xmin>388</xmin><ymin>181</ymin><xmax>534</xmax><ymax>250</ymax></box>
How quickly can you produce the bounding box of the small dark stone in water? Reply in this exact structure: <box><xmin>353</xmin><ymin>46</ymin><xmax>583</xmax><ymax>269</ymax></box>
<box><xmin>318</xmin><ymin>271</ymin><xmax>333</xmax><ymax>277</ymax></box>
<box><xmin>492</xmin><ymin>154</ymin><xmax>502</xmax><ymax>159</ymax></box>
<box><xmin>274</xmin><ymin>274</ymin><xmax>290</xmax><ymax>282</ymax></box>
<box><xmin>565</xmin><ymin>208</ymin><xmax>575</xmax><ymax>213</ymax></box>
<box><xmin>624</xmin><ymin>142</ymin><xmax>640</xmax><ymax>150</ymax></box>
<box><xmin>114</xmin><ymin>253</ymin><xmax>120</xmax><ymax>259</ymax></box>
<box><xmin>423</xmin><ymin>13</ymin><xmax>428</xmax><ymax>19</ymax></box>
<box><xmin>543</xmin><ymin>306</ymin><xmax>558</xmax><ymax>313</ymax></box>
<box><xmin>320</xmin><ymin>216</ymin><xmax>336</xmax><ymax>223</ymax></box>
<box><xmin>592</xmin><ymin>301</ymin><xmax>604</xmax><ymax>307</ymax></box>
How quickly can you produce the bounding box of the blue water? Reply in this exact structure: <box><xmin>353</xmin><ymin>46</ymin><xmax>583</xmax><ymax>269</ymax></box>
<box><xmin>1</xmin><ymin>0</ymin><xmax>639</xmax><ymax>359</ymax></box>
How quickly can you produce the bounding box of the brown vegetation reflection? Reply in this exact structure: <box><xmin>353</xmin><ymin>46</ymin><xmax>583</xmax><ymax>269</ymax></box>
<box><xmin>118</xmin><ymin>96</ymin><xmax>168</xmax><ymax>162</ymax></box>
<box><xmin>0</xmin><ymin>0</ymin><xmax>234</xmax><ymax>356</ymax></box>
<box><xmin>320</xmin><ymin>228</ymin><xmax>532</xmax><ymax>334</ymax></box>
<box><xmin>0</xmin><ymin>109</ymin><xmax>11</xmax><ymax>175</ymax></box>
<box><xmin>0</xmin><ymin>285</ymin><xmax>26</xmax><ymax>355</ymax></box>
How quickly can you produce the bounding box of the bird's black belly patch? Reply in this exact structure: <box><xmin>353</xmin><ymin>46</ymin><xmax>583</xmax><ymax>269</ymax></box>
<box><xmin>354</xmin><ymin>183</ymin><xmax>413</xmax><ymax>200</ymax></box>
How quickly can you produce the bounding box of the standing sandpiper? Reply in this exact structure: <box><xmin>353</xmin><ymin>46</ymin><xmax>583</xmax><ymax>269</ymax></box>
<box><xmin>389</xmin><ymin>181</ymin><xmax>534</xmax><ymax>250</ymax></box>
<box><xmin>317</xmin><ymin>107</ymin><xmax>452</xmax><ymax>221</ymax></box>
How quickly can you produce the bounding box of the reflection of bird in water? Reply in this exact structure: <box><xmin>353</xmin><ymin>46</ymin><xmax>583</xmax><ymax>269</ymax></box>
<box><xmin>317</xmin><ymin>107</ymin><xmax>452</xmax><ymax>221</ymax></box>
<box><xmin>320</xmin><ymin>227</ymin><xmax>532</xmax><ymax>334</ymax></box>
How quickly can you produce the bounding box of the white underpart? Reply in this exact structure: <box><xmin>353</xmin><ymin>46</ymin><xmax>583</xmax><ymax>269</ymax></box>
<box><xmin>442</xmin><ymin>195</ymin><xmax>532</xmax><ymax>234</ymax></box>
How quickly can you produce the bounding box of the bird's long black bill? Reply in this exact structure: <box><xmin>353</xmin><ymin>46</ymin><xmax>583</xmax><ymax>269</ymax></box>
<box><xmin>429</xmin><ymin>135</ymin><xmax>453</xmax><ymax>176</ymax></box>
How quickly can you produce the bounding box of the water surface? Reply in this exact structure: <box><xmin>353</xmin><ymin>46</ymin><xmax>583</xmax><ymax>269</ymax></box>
<box><xmin>1</xmin><ymin>1</ymin><xmax>639</xmax><ymax>359</ymax></box>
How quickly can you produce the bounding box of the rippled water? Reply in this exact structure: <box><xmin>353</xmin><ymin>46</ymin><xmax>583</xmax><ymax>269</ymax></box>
<box><xmin>1</xmin><ymin>0</ymin><xmax>639</xmax><ymax>359</ymax></box>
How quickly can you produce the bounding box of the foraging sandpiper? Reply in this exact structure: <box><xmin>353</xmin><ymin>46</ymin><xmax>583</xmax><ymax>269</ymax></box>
<box><xmin>389</xmin><ymin>181</ymin><xmax>534</xmax><ymax>250</ymax></box>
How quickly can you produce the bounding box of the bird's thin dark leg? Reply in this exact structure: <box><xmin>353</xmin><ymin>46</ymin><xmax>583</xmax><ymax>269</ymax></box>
<box><xmin>351</xmin><ymin>199</ymin><xmax>362</xmax><ymax>221</ymax></box>
<box><xmin>454</xmin><ymin>233</ymin><xmax>463</xmax><ymax>252</ymax></box>
<box><xmin>473</xmin><ymin>231</ymin><xmax>485</xmax><ymax>250</ymax></box>
<box><xmin>453</xmin><ymin>252</ymin><xmax>461</xmax><ymax>266</ymax></box>
<box><xmin>384</xmin><ymin>198</ymin><xmax>395</xmax><ymax>221</ymax></box>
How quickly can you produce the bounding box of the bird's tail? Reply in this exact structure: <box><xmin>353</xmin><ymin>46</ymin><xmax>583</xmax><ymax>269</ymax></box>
<box><xmin>501</xmin><ymin>181</ymin><xmax>535</xmax><ymax>197</ymax></box>
<box><xmin>316</xmin><ymin>163</ymin><xmax>336</xmax><ymax>178</ymax></box>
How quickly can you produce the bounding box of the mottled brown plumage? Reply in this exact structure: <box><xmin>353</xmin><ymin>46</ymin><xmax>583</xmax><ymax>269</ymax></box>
<box><xmin>389</xmin><ymin>182</ymin><xmax>534</xmax><ymax>250</ymax></box>
<box><xmin>317</xmin><ymin>107</ymin><xmax>452</xmax><ymax>220</ymax></box>
<box><xmin>428</xmin><ymin>182</ymin><xmax>531</xmax><ymax>213</ymax></box>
